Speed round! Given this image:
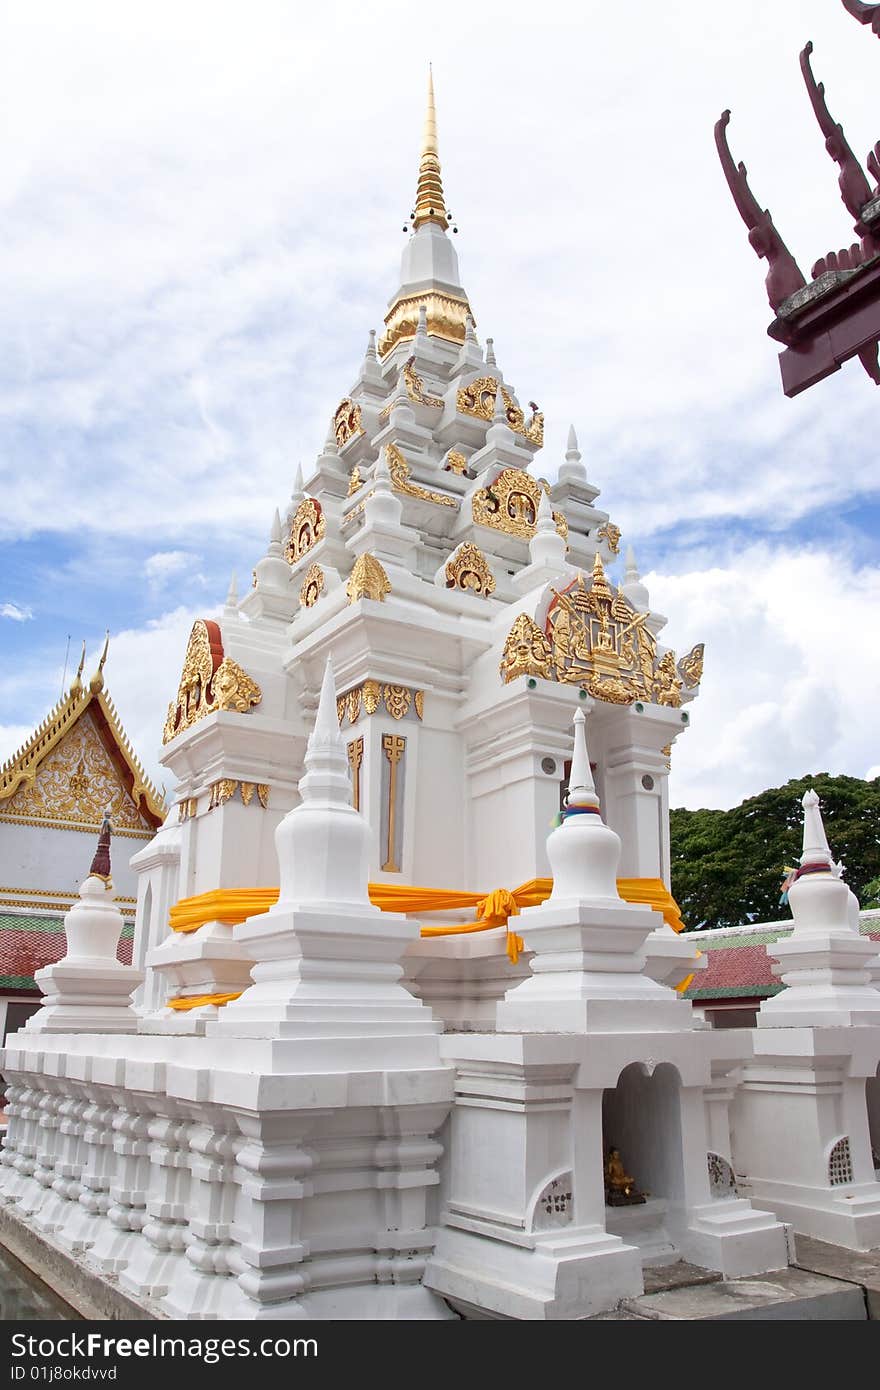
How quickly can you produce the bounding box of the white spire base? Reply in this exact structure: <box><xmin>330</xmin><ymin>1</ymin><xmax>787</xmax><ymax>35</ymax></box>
<box><xmin>26</xmin><ymin>878</ymin><xmax>142</xmax><ymax>1033</ymax></box>
<box><xmin>497</xmin><ymin>710</ymin><xmax>692</xmax><ymax>1034</ymax></box>
<box><xmin>758</xmin><ymin>791</ymin><xmax>880</xmax><ymax>1028</ymax></box>
<box><xmin>213</xmin><ymin>661</ymin><xmax>439</xmax><ymax>1051</ymax></box>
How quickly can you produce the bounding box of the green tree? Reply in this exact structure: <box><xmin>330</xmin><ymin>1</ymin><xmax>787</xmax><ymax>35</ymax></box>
<box><xmin>670</xmin><ymin>773</ymin><xmax>880</xmax><ymax>931</ymax></box>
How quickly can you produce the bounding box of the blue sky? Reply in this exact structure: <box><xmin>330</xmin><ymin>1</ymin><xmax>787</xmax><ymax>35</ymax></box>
<box><xmin>1</xmin><ymin>0</ymin><xmax>878</xmax><ymax>810</ymax></box>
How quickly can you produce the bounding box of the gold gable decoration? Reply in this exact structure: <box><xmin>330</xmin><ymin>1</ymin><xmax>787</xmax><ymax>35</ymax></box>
<box><xmin>499</xmin><ymin>556</ymin><xmax>690</xmax><ymax>709</ymax></box>
<box><xmin>472</xmin><ymin>468</ymin><xmax>568</xmax><ymax>542</ymax></box>
<box><xmin>333</xmin><ymin>398</ymin><xmax>364</xmax><ymax>449</ymax></box>
<box><xmin>2</xmin><ymin>710</ymin><xmax>149</xmax><ymax>832</ymax></box>
<box><xmin>456</xmin><ymin>377</ymin><xmax>544</xmax><ymax>447</ymax></box>
<box><xmin>285</xmin><ymin>498</ymin><xmax>326</xmax><ymax>564</ymax></box>
<box><xmin>0</xmin><ymin>652</ymin><xmax>165</xmax><ymax>831</ymax></box>
<box><xmin>162</xmin><ymin>620</ymin><xmax>262</xmax><ymax>745</ymax></box>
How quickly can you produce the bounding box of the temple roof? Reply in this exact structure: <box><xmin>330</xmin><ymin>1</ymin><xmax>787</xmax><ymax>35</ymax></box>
<box><xmin>0</xmin><ymin>910</ymin><xmax>134</xmax><ymax>995</ymax></box>
<box><xmin>0</xmin><ymin>643</ymin><xmax>165</xmax><ymax>834</ymax></box>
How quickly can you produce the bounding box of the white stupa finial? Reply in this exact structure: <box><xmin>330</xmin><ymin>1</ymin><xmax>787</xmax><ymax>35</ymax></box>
<box><xmin>492</xmin><ymin>380</ymin><xmax>508</xmax><ymax>424</ymax></box>
<box><xmin>312</xmin><ymin>657</ymin><xmax>342</xmax><ymax>749</ymax></box>
<box><xmin>270</xmin><ymin>507</ymin><xmax>283</xmax><ymax>552</ymax></box>
<box><xmin>800</xmin><ymin>787</ymin><xmax>833</xmax><ymax>869</ymax></box>
<box><xmin>416</xmin><ymin>303</ymin><xmax>428</xmax><ymax>340</ymax></box>
<box><xmin>365</xmin><ymin>450</ymin><xmax>404</xmax><ymax>528</ymax></box>
<box><xmin>559</xmin><ymin>422</ymin><xmax>588</xmax><ymax>484</ymax></box>
<box><xmin>536</xmin><ymin>486</ymin><xmax>555</xmax><ymax>531</ymax></box>
<box><xmin>621</xmin><ymin>543</ymin><xmax>649</xmax><ymax>610</ymax></box>
<box><xmin>485</xmin><ymin>337</ymin><xmax>497</xmax><ymax>367</ymax></box>
<box><xmin>465</xmin><ymin>313</ymin><xmax>477</xmax><ymax>345</ymax></box>
<box><xmin>224</xmin><ymin>571</ymin><xmax>238</xmax><ymax>613</ymax></box>
<box><xmin>566</xmin><ymin>707</ymin><xmax>599</xmax><ymax>810</ymax></box>
<box><xmin>365</xmin><ymin>329</ymin><xmax>378</xmax><ymax>361</ymax></box>
<box><xmin>286</xmin><ymin>463</ymin><xmax>305</xmax><ymax>523</ymax></box>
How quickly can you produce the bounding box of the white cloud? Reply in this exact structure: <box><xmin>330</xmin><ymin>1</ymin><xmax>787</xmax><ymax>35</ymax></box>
<box><xmin>144</xmin><ymin>551</ymin><xmax>191</xmax><ymax>587</ymax></box>
<box><xmin>1</xmin><ymin>1</ymin><xmax>878</xmax><ymax>547</ymax></box>
<box><xmin>654</xmin><ymin>544</ymin><xmax>880</xmax><ymax>809</ymax></box>
<box><xmin>0</xmin><ymin>603</ymin><xmax>33</xmax><ymax>621</ymax></box>
<box><xmin>0</xmin><ymin>723</ymin><xmax>41</xmax><ymax>765</ymax></box>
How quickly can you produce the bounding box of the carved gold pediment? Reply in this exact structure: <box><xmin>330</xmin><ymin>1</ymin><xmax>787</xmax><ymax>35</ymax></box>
<box><xmin>0</xmin><ymin>710</ymin><xmax>150</xmax><ymax>831</ymax></box>
<box><xmin>285</xmin><ymin>498</ymin><xmax>326</xmax><ymax>564</ymax></box>
<box><xmin>299</xmin><ymin>563</ymin><xmax>325</xmax><ymax>608</ymax></box>
<box><xmin>162</xmin><ymin>620</ymin><xmax>262</xmax><ymax>745</ymax></box>
<box><xmin>333</xmin><ymin>398</ymin><xmax>364</xmax><ymax>449</ymax></box>
<box><xmin>445</xmin><ymin>543</ymin><xmax>496</xmax><ymax>597</ymax></box>
<box><xmin>472</xmin><ymin>469</ymin><xmax>568</xmax><ymax>542</ymax></box>
<box><xmin>456</xmin><ymin>377</ymin><xmax>544</xmax><ymax>447</ymax></box>
<box><xmin>499</xmin><ymin>555</ymin><xmax>686</xmax><ymax>709</ymax></box>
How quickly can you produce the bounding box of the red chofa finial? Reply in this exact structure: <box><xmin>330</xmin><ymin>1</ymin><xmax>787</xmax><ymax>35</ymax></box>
<box><xmin>799</xmin><ymin>42</ymin><xmax>877</xmax><ymax>244</ymax></box>
<box><xmin>89</xmin><ymin>808</ymin><xmax>113</xmax><ymax>884</ymax></box>
<box><xmin>842</xmin><ymin>1</ymin><xmax>880</xmax><ymax>38</ymax></box>
<box><xmin>714</xmin><ymin>110</ymin><xmax>807</xmax><ymax>312</ymax></box>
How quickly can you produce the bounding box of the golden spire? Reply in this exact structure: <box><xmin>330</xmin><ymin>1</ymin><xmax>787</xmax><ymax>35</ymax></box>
<box><xmin>412</xmin><ymin>66</ymin><xmax>448</xmax><ymax>231</ymax></box>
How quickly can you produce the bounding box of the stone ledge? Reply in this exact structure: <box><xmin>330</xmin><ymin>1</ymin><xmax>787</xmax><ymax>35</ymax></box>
<box><xmin>793</xmin><ymin>1233</ymin><xmax>880</xmax><ymax>1319</ymax></box>
<box><xmin>0</xmin><ymin>1205</ymin><xmax>159</xmax><ymax>1321</ymax></box>
<box><xmin>621</xmin><ymin>1265</ymin><xmax>866</xmax><ymax>1320</ymax></box>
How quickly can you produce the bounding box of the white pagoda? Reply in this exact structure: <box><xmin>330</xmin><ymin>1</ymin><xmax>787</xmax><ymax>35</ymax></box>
<box><xmin>13</xmin><ymin>73</ymin><xmax>878</xmax><ymax>1322</ymax></box>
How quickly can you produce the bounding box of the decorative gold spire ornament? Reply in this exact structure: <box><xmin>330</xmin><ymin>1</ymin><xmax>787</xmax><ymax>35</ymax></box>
<box><xmin>413</xmin><ymin>67</ymin><xmax>448</xmax><ymax>231</ymax></box>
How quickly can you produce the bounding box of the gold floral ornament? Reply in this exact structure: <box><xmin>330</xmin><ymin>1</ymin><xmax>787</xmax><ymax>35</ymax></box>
<box><xmin>499</xmin><ymin>614</ymin><xmax>554</xmax><ymax>683</ymax></box>
<box><xmin>347</xmin><ymin>465</ymin><xmax>362</xmax><ymax>497</ymax></box>
<box><xmin>677</xmin><ymin>643</ymin><xmax>705</xmax><ymax>688</ymax></box>
<box><xmin>299</xmin><ymin>563</ymin><xmax>325</xmax><ymax>609</ymax></box>
<box><xmin>456</xmin><ymin>377</ymin><xmax>544</xmax><ymax>447</ymax></box>
<box><xmin>596</xmin><ymin>521</ymin><xmax>622</xmax><ymax>556</ymax></box>
<box><xmin>445</xmin><ymin>543</ymin><xmax>496</xmax><ymax>597</ymax></box>
<box><xmin>162</xmin><ymin>620</ymin><xmax>262</xmax><ymax>745</ymax></box>
<box><xmin>333</xmin><ymin>398</ymin><xmax>364</xmax><ymax>449</ymax></box>
<box><xmin>336</xmin><ymin>682</ymin><xmax>425</xmax><ymax>725</ymax></box>
<box><xmin>403</xmin><ymin>357</ymin><xmax>443</xmax><ymax>408</ymax></box>
<box><xmin>285</xmin><ymin>498</ymin><xmax>326</xmax><ymax>564</ymax></box>
<box><xmin>472</xmin><ymin>468</ymin><xmax>568</xmax><ymax>542</ymax></box>
<box><xmin>385</xmin><ymin>444</ymin><xmax>458</xmax><ymax>509</ymax></box>
<box><xmin>444</xmin><ymin>450</ymin><xmax>468</xmax><ymax>475</ymax></box>
<box><xmin>362</xmin><ymin>679</ymin><xmax>382</xmax><ymax>714</ymax></box>
<box><xmin>379</xmin><ymin>291</ymin><xmax>472</xmax><ymax>358</ymax></box>
<box><xmin>384</xmin><ymin>686</ymin><xmax>411</xmax><ymax>720</ymax></box>
<box><xmin>346</xmin><ymin>553</ymin><xmax>392</xmax><ymax>604</ymax></box>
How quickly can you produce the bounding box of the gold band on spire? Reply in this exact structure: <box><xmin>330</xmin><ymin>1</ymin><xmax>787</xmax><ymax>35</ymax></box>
<box><xmin>413</xmin><ymin>67</ymin><xmax>448</xmax><ymax>230</ymax></box>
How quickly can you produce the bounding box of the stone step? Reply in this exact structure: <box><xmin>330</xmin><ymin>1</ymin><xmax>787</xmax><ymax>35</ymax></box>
<box><xmin>619</xmin><ymin>1265</ymin><xmax>866</xmax><ymax>1320</ymax></box>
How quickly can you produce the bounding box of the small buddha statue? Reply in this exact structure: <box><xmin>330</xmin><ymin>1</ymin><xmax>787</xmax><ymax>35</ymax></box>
<box><xmin>604</xmin><ymin>1145</ymin><xmax>646</xmax><ymax>1206</ymax></box>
